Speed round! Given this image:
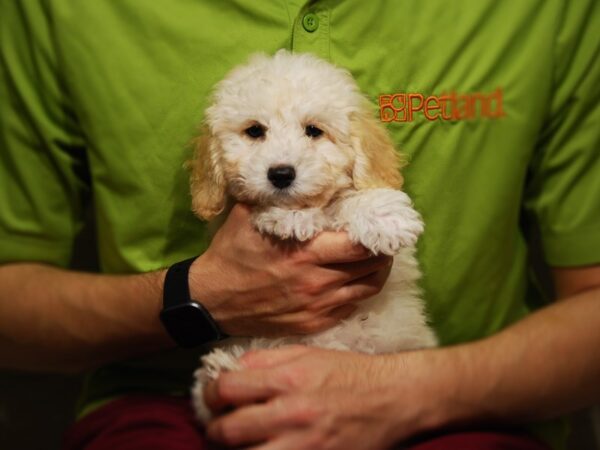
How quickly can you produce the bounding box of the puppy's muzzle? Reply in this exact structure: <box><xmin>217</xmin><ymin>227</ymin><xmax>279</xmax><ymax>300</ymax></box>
<box><xmin>267</xmin><ymin>165</ymin><xmax>296</xmax><ymax>189</ymax></box>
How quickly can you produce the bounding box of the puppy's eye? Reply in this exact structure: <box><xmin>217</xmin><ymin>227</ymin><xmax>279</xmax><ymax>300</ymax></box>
<box><xmin>244</xmin><ymin>124</ymin><xmax>266</xmax><ymax>139</ymax></box>
<box><xmin>305</xmin><ymin>124</ymin><xmax>323</xmax><ymax>138</ymax></box>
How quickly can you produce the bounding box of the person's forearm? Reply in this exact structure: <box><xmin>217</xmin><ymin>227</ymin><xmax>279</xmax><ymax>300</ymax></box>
<box><xmin>0</xmin><ymin>206</ymin><xmax>390</xmax><ymax>373</ymax></box>
<box><xmin>413</xmin><ymin>287</ymin><xmax>600</xmax><ymax>432</ymax></box>
<box><xmin>0</xmin><ymin>263</ymin><xmax>172</xmax><ymax>372</ymax></box>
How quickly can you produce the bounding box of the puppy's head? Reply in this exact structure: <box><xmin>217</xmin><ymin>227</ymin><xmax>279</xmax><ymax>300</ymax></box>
<box><xmin>190</xmin><ymin>50</ymin><xmax>404</xmax><ymax>220</ymax></box>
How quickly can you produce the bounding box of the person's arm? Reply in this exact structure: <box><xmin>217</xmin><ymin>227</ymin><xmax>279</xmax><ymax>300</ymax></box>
<box><xmin>429</xmin><ymin>265</ymin><xmax>600</xmax><ymax>426</ymax></box>
<box><xmin>0</xmin><ymin>204</ymin><xmax>390</xmax><ymax>373</ymax></box>
<box><xmin>0</xmin><ymin>263</ymin><xmax>167</xmax><ymax>373</ymax></box>
<box><xmin>203</xmin><ymin>265</ymin><xmax>600</xmax><ymax>449</ymax></box>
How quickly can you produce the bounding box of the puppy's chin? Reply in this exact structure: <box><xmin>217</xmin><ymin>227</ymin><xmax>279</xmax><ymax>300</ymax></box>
<box><xmin>231</xmin><ymin>186</ymin><xmax>340</xmax><ymax>210</ymax></box>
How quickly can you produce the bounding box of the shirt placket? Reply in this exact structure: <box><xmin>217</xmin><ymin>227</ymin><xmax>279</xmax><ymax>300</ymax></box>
<box><xmin>290</xmin><ymin>1</ymin><xmax>331</xmax><ymax>59</ymax></box>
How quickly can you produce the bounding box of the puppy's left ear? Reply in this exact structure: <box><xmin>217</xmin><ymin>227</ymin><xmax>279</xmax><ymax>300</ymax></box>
<box><xmin>350</xmin><ymin>104</ymin><xmax>404</xmax><ymax>190</ymax></box>
<box><xmin>188</xmin><ymin>132</ymin><xmax>227</xmax><ymax>221</ymax></box>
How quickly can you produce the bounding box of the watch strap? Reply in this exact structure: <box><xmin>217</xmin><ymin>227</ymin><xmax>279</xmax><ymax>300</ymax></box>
<box><xmin>161</xmin><ymin>257</ymin><xmax>227</xmax><ymax>347</ymax></box>
<box><xmin>163</xmin><ymin>257</ymin><xmax>197</xmax><ymax>309</ymax></box>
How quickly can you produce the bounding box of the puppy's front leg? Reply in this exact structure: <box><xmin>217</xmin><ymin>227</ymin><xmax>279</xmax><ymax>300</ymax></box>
<box><xmin>252</xmin><ymin>207</ymin><xmax>328</xmax><ymax>241</ymax></box>
<box><xmin>330</xmin><ymin>189</ymin><xmax>424</xmax><ymax>255</ymax></box>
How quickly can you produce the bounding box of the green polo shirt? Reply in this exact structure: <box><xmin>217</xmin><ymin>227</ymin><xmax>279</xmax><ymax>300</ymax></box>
<box><xmin>1</xmin><ymin>1</ymin><xmax>599</xmax><ymax>448</ymax></box>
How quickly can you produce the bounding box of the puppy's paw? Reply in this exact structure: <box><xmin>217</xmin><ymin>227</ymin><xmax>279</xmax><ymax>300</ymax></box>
<box><xmin>348</xmin><ymin>212</ymin><xmax>423</xmax><ymax>255</ymax></box>
<box><xmin>253</xmin><ymin>207</ymin><xmax>328</xmax><ymax>241</ymax></box>
<box><xmin>334</xmin><ymin>190</ymin><xmax>424</xmax><ymax>255</ymax></box>
<box><xmin>191</xmin><ymin>369</ymin><xmax>212</xmax><ymax>424</ymax></box>
<box><xmin>191</xmin><ymin>348</ymin><xmax>243</xmax><ymax>423</ymax></box>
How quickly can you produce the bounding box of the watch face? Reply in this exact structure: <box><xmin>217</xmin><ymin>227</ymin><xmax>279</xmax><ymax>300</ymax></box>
<box><xmin>160</xmin><ymin>303</ymin><xmax>221</xmax><ymax>348</ymax></box>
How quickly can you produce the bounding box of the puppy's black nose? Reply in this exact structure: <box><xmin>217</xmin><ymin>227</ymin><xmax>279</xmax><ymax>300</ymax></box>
<box><xmin>267</xmin><ymin>165</ymin><xmax>296</xmax><ymax>189</ymax></box>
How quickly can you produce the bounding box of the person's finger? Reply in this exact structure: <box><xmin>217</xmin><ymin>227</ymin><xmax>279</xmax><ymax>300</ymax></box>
<box><xmin>303</xmin><ymin>231</ymin><xmax>371</xmax><ymax>264</ymax></box>
<box><xmin>320</xmin><ymin>254</ymin><xmax>392</xmax><ymax>286</ymax></box>
<box><xmin>217</xmin><ymin>203</ymin><xmax>254</xmax><ymax>233</ymax></box>
<box><xmin>240</xmin><ymin>345</ymin><xmax>311</xmax><ymax>369</ymax></box>
<box><xmin>327</xmin><ymin>303</ymin><xmax>359</xmax><ymax>321</ymax></box>
<box><xmin>204</xmin><ymin>372</ymin><xmax>271</xmax><ymax>414</ymax></box>
<box><xmin>204</xmin><ymin>368</ymin><xmax>287</xmax><ymax>414</ymax></box>
<box><xmin>228</xmin><ymin>202</ymin><xmax>253</xmax><ymax>218</ymax></box>
<box><xmin>206</xmin><ymin>398</ymin><xmax>298</xmax><ymax>447</ymax></box>
<box><xmin>310</xmin><ymin>266</ymin><xmax>392</xmax><ymax>312</ymax></box>
<box><xmin>337</xmin><ymin>267</ymin><xmax>391</xmax><ymax>301</ymax></box>
<box><xmin>203</xmin><ymin>380</ymin><xmax>227</xmax><ymax>415</ymax></box>
<box><xmin>253</xmin><ymin>304</ymin><xmax>355</xmax><ymax>335</ymax></box>
<box><xmin>296</xmin><ymin>303</ymin><xmax>358</xmax><ymax>334</ymax></box>
<box><xmin>245</xmin><ymin>431</ymin><xmax>313</xmax><ymax>450</ymax></box>
<box><xmin>291</xmin><ymin>255</ymin><xmax>390</xmax><ymax>304</ymax></box>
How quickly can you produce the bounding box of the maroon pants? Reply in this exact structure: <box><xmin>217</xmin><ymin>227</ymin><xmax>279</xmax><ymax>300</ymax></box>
<box><xmin>63</xmin><ymin>395</ymin><xmax>551</xmax><ymax>450</ymax></box>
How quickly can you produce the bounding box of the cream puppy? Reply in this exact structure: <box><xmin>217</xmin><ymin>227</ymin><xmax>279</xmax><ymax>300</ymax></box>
<box><xmin>189</xmin><ymin>50</ymin><xmax>437</xmax><ymax>421</ymax></box>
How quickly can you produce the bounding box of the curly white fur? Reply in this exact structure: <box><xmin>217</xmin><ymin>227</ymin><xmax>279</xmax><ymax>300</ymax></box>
<box><xmin>189</xmin><ymin>50</ymin><xmax>437</xmax><ymax>422</ymax></box>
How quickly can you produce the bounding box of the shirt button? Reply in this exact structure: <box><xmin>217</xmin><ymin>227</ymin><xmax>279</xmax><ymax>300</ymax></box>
<box><xmin>302</xmin><ymin>13</ymin><xmax>319</xmax><ymax>32</ymax></box>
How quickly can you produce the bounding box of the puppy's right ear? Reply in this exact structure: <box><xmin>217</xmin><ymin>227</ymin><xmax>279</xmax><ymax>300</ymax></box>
<box><xmin>189</xmin><ymin>132</ymin><xmax>227</xmax><ymax>221</ymax></box>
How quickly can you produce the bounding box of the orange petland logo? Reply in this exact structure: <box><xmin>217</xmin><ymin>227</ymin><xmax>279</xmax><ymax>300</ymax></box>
<box><xmin>379</xmin><ymin>88</ymin><xmax>505</xmax><ymax>122</ymax></box>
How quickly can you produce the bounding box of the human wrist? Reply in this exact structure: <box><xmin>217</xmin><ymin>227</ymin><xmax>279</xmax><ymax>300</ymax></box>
<box><xmin>144</xmin><ymin>268</ymin><xmax>167</xmax><ymax>313</ymax></box>
<box><xmin>408</xmin><ymin>344</ymin><xmax>494</xmax><ymax>434</ymax></box>
<box><xmin>187</xmin><ymin>253</ymin><xmax>212</xmax><ymax>304</ymax></box>
<box><xmin>385</xmin><ymin>348</ymin><xmax>472</xmax><ymax>438</ymax></box>
<box><xmin>159</xmin><ymin>257</ymin><xmax>228</xmax><ymax>347</ymax></box>
<box><xmin>187</xmin><ymin>253</ymin><xmax>230</xmax><ymax>326</ymax></box>
<box><xmin>134</xmin><ymin>269</ymin><xmax>173</xmax><ymax>345</ymax></box>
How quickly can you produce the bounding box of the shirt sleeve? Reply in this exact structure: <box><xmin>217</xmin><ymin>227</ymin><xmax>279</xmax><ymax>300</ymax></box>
<box><xmin>0</xmin><ymin>1</ymin><xmax>89</xmax><ymax>267</ymax></box>
<box><xmin>524</xmin><ymin>0</ymin><xmax>600</xmax><ymax>267</ymax></box>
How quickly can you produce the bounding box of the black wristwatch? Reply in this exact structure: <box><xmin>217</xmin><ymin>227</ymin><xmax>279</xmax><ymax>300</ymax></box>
<box><xmin>160</xmin><ymin>257</ymin><xmax>227</xmax><ymax>348</ymax></box>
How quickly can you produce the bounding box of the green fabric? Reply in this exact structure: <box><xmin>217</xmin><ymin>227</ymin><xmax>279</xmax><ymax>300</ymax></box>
<box><xmin>2</xmin><ymin>1</ymin><xmax>599</xmax><ymax>448</ymax></box>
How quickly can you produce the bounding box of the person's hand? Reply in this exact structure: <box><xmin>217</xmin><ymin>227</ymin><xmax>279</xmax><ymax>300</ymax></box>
<box><xmin>190</xmin><ymin>204</ymin><xmax>392</xmax><ymax>337</ymax></box>
<box><xmin>203</xmin><ymin>346</ymin><xmax>439</xmax><ymax>449</ymax></box>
